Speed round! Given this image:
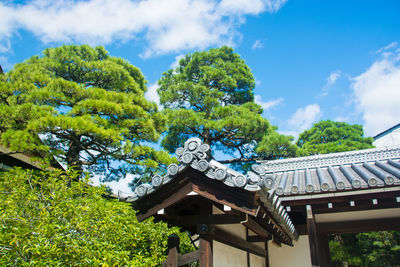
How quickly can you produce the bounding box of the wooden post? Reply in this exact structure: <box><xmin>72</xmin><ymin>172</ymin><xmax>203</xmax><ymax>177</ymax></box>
<box><xmin>198</xmin><ymin>224</ymin><xmax>213</xmax><ymax>267</ymax></box>
<box><xmin>165</xmin><ymin>234</ymin><xmax>180</xmax><ymax>267</ymax></box>
<box><xmin>306</xmin><ymin>205</ymin><xmax>320</xmax><ymax>267</ymax></box>
<box><xmin>265</xmin><ymin>241</ymin><xmax>270</xmax><ymax>267</ymax></box>
<box><xmin>246</xmin><ymin>228</ymin><xmax>250</xmax><ymax>267</ymax></box>
<box><xmin>318</xmin><ymin>234</ymin><xmax>331</xmax><ymax>267</ymax></box>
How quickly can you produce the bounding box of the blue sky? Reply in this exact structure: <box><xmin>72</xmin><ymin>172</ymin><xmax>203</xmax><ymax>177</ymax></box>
<box><xmin>1</xmin><ymin>0</ymin><xmax>400</xmax><ymax>138</ymax></box>
<box><xmin>1</xmin><ymin>0</ymin><xmax>399</xmax><ymax>192</ymax></box>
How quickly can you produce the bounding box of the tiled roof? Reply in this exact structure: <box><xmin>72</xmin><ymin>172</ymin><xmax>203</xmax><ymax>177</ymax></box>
<box><xmin>374</xmin><ymin>123</ymin><xmax>400</xmax><ymax>140</ymax></box>
<box><xmin>122</xmin><ymin>137</ymin><xmax>297</xmax><ymax>240</ymax></box>
<box><xmin>259</xmin><ymin>146</ymin><xmax>400</xmax><ymax>196</ymax></box>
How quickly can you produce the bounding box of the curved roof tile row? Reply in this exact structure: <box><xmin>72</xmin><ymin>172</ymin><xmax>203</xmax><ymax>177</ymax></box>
<box><xmin>260</xmin><ymin>147</ymin><xmax>400</xmax><ymax>196</ymax></box>
<box><xmin>124</xmin><ymin>137</ymin><xmax>297</xmax><ymax>239</ymax></box>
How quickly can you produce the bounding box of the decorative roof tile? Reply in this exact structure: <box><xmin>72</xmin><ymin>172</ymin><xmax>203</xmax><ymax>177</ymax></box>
<box><xmin>123</xmin><ymin>137</ymin><xmax>297</xmax><ymax>239</ymax></box>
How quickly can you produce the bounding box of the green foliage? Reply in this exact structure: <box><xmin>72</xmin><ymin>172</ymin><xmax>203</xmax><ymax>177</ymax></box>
<box><xmin>0</xmin><ymin>168</ymin><xmax>193</xmax><ymax>266</ymax></box>
<box><xmin>330</xmin><ymin>232</ymin><xmax>400</xmax><ymax>267</ymax></box>
<box><xmin>0</xmin><ymin>45</ymin><xmax>173</xmax><ymax>179</ymax></box>
<box><xmin>158</xmin><ymin>46</ymin><xmax>297</xmax><ymax>169</ymax></box>
<box><xmin>296</xmin><ymin>120</ymin><xmax>374</xmax><ymax>156</ymax></box>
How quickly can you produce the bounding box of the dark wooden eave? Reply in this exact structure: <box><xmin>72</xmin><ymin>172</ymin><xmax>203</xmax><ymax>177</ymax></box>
<box><xmin>133</xmin><ymin>167</ymin><xmax>294</xmax><ymax>246</ymax></box>
<box><xmin>134</xmin><ymin>167</ymin><xmax>259</xmax><ymax>221</ymax></box>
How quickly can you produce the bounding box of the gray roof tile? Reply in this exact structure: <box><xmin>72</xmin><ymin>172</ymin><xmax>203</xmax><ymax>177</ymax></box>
<box><xmin>260</xmin><ymin>147</ymin><xmax>400</xmax><ymax>196</ymax></box>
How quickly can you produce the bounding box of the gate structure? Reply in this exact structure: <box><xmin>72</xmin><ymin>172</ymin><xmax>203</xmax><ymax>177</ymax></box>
<box><xmin>120</xmin><ymin>138</ymin><xmax>400</xmax><ymax>266</ymax></box>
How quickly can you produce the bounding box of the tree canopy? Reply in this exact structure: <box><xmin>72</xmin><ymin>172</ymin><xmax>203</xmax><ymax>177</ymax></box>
<box><xmin>296</xmin><ymin>120</ymin><xmax>374</xmax><ymax>156</ymax></box>
<box><xmin>158</xmin><ymin>46</ymin><xmax>297</xmax><ymax>169</ymax></box>
<box><xmin>330</xmin><ymin>232</ymin><xmax>400</xmax><ymax>267</ymax></box>
<box><xmin>0</xmin><ymin>168</ymin><xmax>193</xmax><ymax>266</ymax></box>
<box><xmin>0</xmin><ymin>45</ymin><xmax>172</xmax><ymax>179</ymax></box>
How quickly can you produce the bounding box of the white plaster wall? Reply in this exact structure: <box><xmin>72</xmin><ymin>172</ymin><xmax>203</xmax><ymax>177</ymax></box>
<box><xmin>268</xmin><ymin>235</ymin><xmax>312</xmax><ymax>267</ymax></box>
<box><xmin>213</xmin><ymin>241</ymin><xmax>265</xmax><ymax>267</ymax></box>
<box><xmin>374</xmin><ymin>127</ymin><xmax>400</xmax><ymax>147</ymax></box>
<box><xmin>250</xmin><ymin>253</ymin><xmax>266</xmax><ymax>267</ymax></box>
<box><xmin>214</xmin><ymin>241</ymin><xmax>247</xmax><ymax>267</ymax></box>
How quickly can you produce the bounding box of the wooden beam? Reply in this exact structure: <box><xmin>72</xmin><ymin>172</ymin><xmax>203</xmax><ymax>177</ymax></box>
<box><xmin>136</xmin><ymin>182</ymin><xmax>193</xmax><ymax>221</ymax></box>
<box><xmin>247</xmin><ymin>235</ymin><xmax>270</xmax><ymax>243</ymax></box>
<box><xmin>306</xmin><ymin>205</ymin><xmax>320</xmax><ymax>267</ymax></box>
<box><xmin>177</xmin><ymin>250</ymin><xmax>200</xmax><ymax>266</ymax></box>
<box><xmin>168</xmin><ymin>213</ymin><xmax>246</xmax><ymax>226</ymax></box>
<box><xmin>242</xmin><ymin>214</ymin><xmax>270</xmax><ymax>239</ymax></box>
<box><xmin>249</xmin><ymin>215</ymin><xmax>292</xmax><ymax>246</ymax></box>
<box><xmin>214</xmin><ymin>227</ymin><xmax>266</xmax><ymax>258</ymax></box>
<box><xmin>317</xmin><ymin>217</ymin><xmax>400</xmax><ymax>234</ymax></box>
<box><xmin>281</xmin><ymin>191</ymin><xmax>400</xmax><ymax>208</ymax></box>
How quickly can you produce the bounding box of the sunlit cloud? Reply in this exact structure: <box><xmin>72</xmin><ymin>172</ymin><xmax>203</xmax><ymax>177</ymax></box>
<box><xmin>0</xmin><ymin>0</ymin><xmax>287</xmax><ymax>58</ymax></box>
<box><xmin>351</xmin><ymin>42</ymin><xmax>400</xmax><ymax>136</ymax></box>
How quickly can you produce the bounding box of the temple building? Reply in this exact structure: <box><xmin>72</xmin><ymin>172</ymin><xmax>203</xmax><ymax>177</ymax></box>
<box><xmin>122</xmin><ymin>137</ymin><xmax>400</xmax><ymax>267</ymax></box>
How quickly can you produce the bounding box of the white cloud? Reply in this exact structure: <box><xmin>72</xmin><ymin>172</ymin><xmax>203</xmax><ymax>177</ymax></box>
<box><xmin>376</xmin><ymin>41</ymin><xmax>398</xmax><ymax>54</ymax></box>
<box><xmin>287</xmin><ymin>104</ymin><xmax>322</xmax><ymax>137</ymax></box>
<box><xmin>254</xmin><ymin>95</ymin><xmax>283</xmax><ymax>110</ymax></box>
<box><xmin>264</xmin><ymin>0</ymin><xmax>288</xmax><ymax>12</ymax></box>
<box><xmin>252</xmin><ymin>39</ymin><xmax>264</xmax><ymax>50</ymax></box>
<box><xmin>0</xmin><ymin>0</ymin><xmax>287</xmax><ymax>58</ymax></box>
<box><xmin>91</xmin><ymin>173</ymin><xmax>136</xmax><ymax>194</ymax></box>
<box><xmin>0</xmin><ymin>39</ymin><xmax>11</xmax><ymax>54</ymax></box>
<box><xmin>0</xmin><ymin>56</ymin><xmax>12</xmax><ymax>72</ymax></box>
<box><xmin>351</xmin><ymin>43</ymin><xmax>400</xmax><ymax>136</ymax></box>
<box><xmin>170</xmin><ymin>54</ymin><xmax>185</xmax><ymax>69</ymax></box>
<box><xmin>319</xmin><ymin>70</ymin><xmax>341</xmax><ymax>97</ymax></box>
<box><xmin>333</xmin><ymin>116</ymin><xmax>350</xmax><ymax>123</ymax></box>
<box><xmin>145</xmin><ymin>82</ymin><xmax>161</xmax><ymax>107</ymax></box>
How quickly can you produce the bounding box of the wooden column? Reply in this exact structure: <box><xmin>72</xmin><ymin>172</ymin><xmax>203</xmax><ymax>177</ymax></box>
<box><xmin>246</xmin><ymin>228</ymin><xmax>250</xmax><ymax>267</ymax></box>
<box><xmin>198</xmin><ymin>202</ymin><xmax>213</xmax><ymax>267</ymax></box>
<box><xmin>318</xmin><ymin>234</ymin><xmax>331</xmax><ymax>267</ymax></box>
<box><xmin>265</xmin><ymin>241</ymin><xmax>270</xmax><ymax>267</ymax></box>
<box><xmin>306</xmin><ymin>205</ymin><xmax>320</xmax><ymax>267</ymax></box>
<box><xmin>199</xmin><ymin>224</ymin><xmax>213</xmax><ymax>267</ymax></box>
<box><xmin>165</xmin><ymin>234</ymin><xmax>180</xmax><ymax>267</ymax></box>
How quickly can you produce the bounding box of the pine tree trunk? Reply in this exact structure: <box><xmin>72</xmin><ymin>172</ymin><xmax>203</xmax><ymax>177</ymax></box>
<box><xmin>66</xmin><ymin>135</ymin><xmax>82</xmax><ymax>181</ymax></box>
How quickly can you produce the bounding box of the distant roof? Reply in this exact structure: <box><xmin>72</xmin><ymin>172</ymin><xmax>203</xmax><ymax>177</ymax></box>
<box><xmin>374</xmin><ymin>123</ymin><xmax>400</xmax><ymax>140</ymax></box>
<box><xmin>259</xmin><ymin>146</ymin><xmax>400</xmax><ymax>196</ymax></box>
<box><xmin>0</xmin><ymin>144</ymin><xmax>64</xmax><ymax>171</ymax></box>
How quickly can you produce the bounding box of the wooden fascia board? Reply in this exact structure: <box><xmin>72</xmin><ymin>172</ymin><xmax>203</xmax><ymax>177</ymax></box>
<box><xmin>285</xmin><ymin>191</ymin><xmax>400</xmax><ymax>214</ymax></box>
<box><xmin>316</xmin><ymin>217</ymin><xmax>400</xmax><ymax>234</ymax></box>
<box><xmin>136</xmin><ymin>181</ymin><xmax>194</xmax><ymax>221</ymax></box>
<box><xmin>135</xmin><ymin>167</ymin><xmax>259</xmax><ymax>220</ymax></box>
<box><xmin>281</xmin><ymin>190</ymin><xmax>400</xmax><ymax>207</ymax></box>
<box><xmin>160</xmin><ymin>213</ymin><xmax>247</xmax><ymax>227</ymax></box>
<box><xmin>190</xmin><ymin>170</ymin><xmax>259</xmax><ymax>216</ymax></box>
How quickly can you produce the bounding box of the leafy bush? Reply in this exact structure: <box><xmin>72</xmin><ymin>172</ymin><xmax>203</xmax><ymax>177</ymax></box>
<box><xmin>0</xmin><ymin>168</ymin><xmax>193</xmax><ymax>266</ymax></box>
<box><xmin>330</xmin><ymin>232</ymin><xmax>400</xmax><ymax>267</ymax></box>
